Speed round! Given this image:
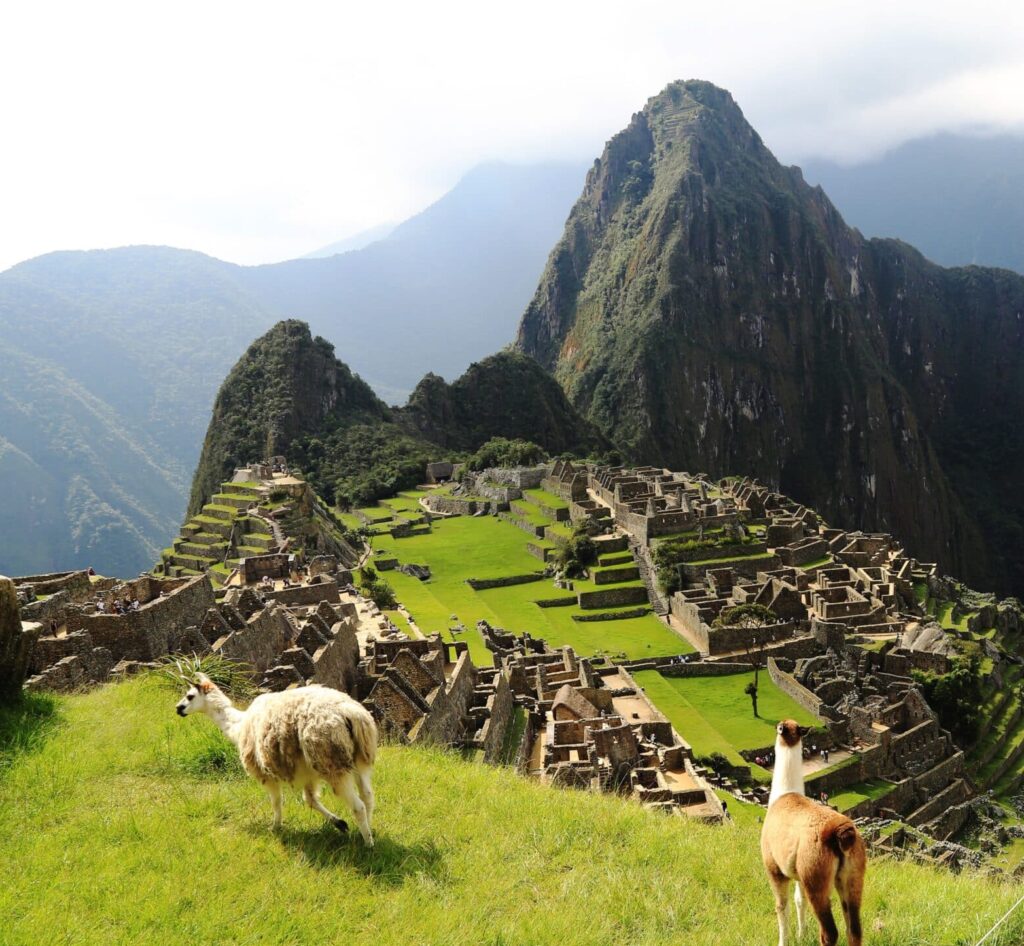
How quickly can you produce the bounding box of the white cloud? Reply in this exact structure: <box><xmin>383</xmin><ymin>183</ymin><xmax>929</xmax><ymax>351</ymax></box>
<box><xmin>0</xmin><ymin>0</ymin><xmax>1022</xmax><ymax>270</ymax></box>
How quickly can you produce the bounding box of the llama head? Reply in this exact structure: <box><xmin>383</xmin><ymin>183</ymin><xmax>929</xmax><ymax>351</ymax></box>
<box><xmin>776</xmin><ymin>718</ymin><xmax>809</xmax><ymax>749</ymax></box>
<box><xmin>176</xmin><ymin>673</ymin><xmax>217</xmax><ymax>717</ymax></box>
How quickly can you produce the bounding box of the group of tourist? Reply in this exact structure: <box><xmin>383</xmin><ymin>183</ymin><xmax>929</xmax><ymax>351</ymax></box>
<box><xmin>96</xmin><ymin>597</ymin><xmax>140</xmax><ymax>614</ymax></box>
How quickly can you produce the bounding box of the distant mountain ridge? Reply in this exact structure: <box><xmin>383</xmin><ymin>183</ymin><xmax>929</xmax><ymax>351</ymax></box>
<box><xmin>0</xmin><ymin>161</ymin><xmax>586</xmax><ymax>576</ymax></box>
<box><xmin>802</xmin><ymin>133</ymin><xmax>1024</xmax><ymax>274</ymax></box>
<box><xmin>517</xmin><ymin>80</ymin><xmax>1024</xmax><ymax>597</ymax></box>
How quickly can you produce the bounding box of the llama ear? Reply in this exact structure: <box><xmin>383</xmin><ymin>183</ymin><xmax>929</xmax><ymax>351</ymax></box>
<box><xmin>797</xmin><ymin>725</ymin><xmax>810</xmax><ymax>738</ymax></box>
<box><xmin>196</xmin><ymin>673</ymin><xmax>214</xmax><ymax>693</ymax></box>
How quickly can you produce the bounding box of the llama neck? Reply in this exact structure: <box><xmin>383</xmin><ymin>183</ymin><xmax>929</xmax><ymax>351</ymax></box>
<box><xmin>768</xmin><ymin>739</ymin><xmax>805</xmax><ymax>806</ymax></box>
<box><xmin>203</xmin><ymin>691</ymin><xmax>245</xmax><ymax>744</ymax></box>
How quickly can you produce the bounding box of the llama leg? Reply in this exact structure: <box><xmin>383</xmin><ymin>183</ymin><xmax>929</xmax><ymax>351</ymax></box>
<box><xmin>836</xmin><ymin>861</ymin><xmax>864</xmax><ymax>946</ymax></box>
<box><xmin>334</xmin><ymin>771</ymin><xmax>373</xmax><ymax>846</ymax></box>
<box><xmin>303</xmin><ymin>782</ymin><xmax>348</xmax><ymax>833</ymax></box>
<box><xmin>838</xmin><ymin>900</ymin><xmax>862</xmax><ymax>946</ymax></box>
<box><xmin>266</xmin><ymin>781</ymin><xmax>283</xmax><ymax>829</ymax></box>
<box><xmin>356</xmin><ymin>766</ymin><xmax>375</xmax><ymax>826</ymax></box>
<box><xmin>794</xmin><ymin>883</ymin><xmax>807</xmax><ymax>939</ymax></box>
<box><xmin>767</xmin><ymin>872</ymin><xmax>791</xmax><ymax>946</ymax></box>
<box><xmin>806</xmin><ymin>886</ymin><xmax>839</xmax><ymax>946</ymax></box>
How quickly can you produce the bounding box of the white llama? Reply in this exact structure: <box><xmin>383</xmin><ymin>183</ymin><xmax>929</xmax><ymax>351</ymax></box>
<box><xmin>177</xmin><ymin>674</ymin><xmax>377</xmax><ymax>845</ymax></box>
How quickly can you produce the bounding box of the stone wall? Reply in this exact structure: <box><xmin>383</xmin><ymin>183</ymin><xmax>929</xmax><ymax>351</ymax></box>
<box><xmin>424</xmin><ymin>496</ymin><xmax>503</xmax><ymax>516</ymax></box>
<box><xmin>1</xmin><ymin>577</ymin><xmax>38</xmax><ymax>697</ymax></box>
<box><xmin>309</xmin><ymin>621</ymin><xmax>360</xmax><ymax>694</ymax></box>
<box><xmin>482</xmin><ymin>671</ymin><xmax>515</xmax><ymax>763</ymax></box>
<box><xmin>242</xmin><ymin>553</ymin><xmax>292</xmax><ymax>582</ymax></box>
<box><xmin>20</xmin><ymin>590</ymin><xmax>72</xmax><ymax>628</ymax></box>
<box><xmin>419</xmin><ymin>651</ymin><xmax>477</xmax><ymax>746</ymax></box>
<box><xmin>572</xmin><ymin>607</ymin><xmax>651</xmax><ymax>622</ymax></box>
<box><xmin>264</xmin><ymin>579</ymin><xmax>340</xmax><ymax>606</ymax></box>
<box><xmin>767</xmin><ymin>657</ymin><xmax>825</xmax><ymax>721</ymax></box>
<box><xmin>680</xmin><ymin>554</ymin><xmax>781</xmax><ymax>582</ymax></box>
<box><xmin>214</xmin><ymin>603</ymin><xmax>296</xmax><ymax>672</ymax></box>
<box><xmin>577</xmin><ymin>586</ymin><xmax>649</xmax><ymax>609</ymax></box>
<box><xmin>465</xmin><ymin>574</ymin><xmax>544</xmax><ymax>591</ymax></box>
<box><xmin>16</xmin><ymin>570</ymin><xmax>92</xmax><ymax>600</ymax></box>
<box><xmin>593</xmin><ymin>566</ymin><xmax>641</xmax><ymax>585</ymax></box>
<box><xmin>66</xmin><ymin>576</ymin><xmax>215</xmax><ymax>663</ymax></box>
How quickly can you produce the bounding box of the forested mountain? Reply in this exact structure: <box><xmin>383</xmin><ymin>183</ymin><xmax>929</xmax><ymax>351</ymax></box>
<box><xmin>189</xmin><ymin>321</ymin><xmax>605</xmax><ymax>515</ymax></box>
<box><xmin>517</xmin><ymin>80</ymin><xmax>1024</xmax><ymax>597</ymax></box>
<box><xmin>0</xmin><ymin>162</ymin><xmax>585</xmax><ymax>576</ymax></box>
<box><xmin>802</xmin><ymin>134</ymin><xmax>1024</xmax><ymax>274</ymax></box>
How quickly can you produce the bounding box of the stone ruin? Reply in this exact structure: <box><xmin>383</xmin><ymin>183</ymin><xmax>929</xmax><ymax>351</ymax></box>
<box><xmin>478</xmin><ymin>621</ymin><xmax>724</xmax><ymax>821</ymax></box>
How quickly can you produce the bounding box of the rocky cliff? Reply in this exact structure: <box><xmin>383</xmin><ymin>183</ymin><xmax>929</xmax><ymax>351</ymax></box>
<box><xmin>190</xmin><ymin>322</ymin><xmax>605</xmax><ymax>513</ymax></box>
<box><xmin>516</xmin><ymin>80</ymin><xmax>1024</xmax><ymax>596</ymax></box>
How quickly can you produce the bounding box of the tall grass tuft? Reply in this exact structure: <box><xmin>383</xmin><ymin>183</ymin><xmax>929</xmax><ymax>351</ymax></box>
<box><xmin>151</xmin><ymin>652</ymin><xmax>256</xmax><ymax>699</ymax></box>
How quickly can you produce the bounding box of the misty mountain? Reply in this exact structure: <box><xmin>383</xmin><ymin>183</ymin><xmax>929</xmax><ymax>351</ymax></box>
<box><xmin>302</xmin><ymin>222</ymin><xmax>397</xmax><ymax>259</ymax></box>
<box><xmin>802</xmin><ymin>133</ymin><xmax>1024</xmax><ymax>274</ymax></box>
<box><xmin>0</xmin><ymin>161</ymin><xmax>586</xmax><ymax>577</ymax></box>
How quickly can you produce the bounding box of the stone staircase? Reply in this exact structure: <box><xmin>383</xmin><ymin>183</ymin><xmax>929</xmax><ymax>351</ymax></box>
<box><xmin>629</xmin><ymin>539</ymin><xmax>669</xmax><ymax>616</ymax></box>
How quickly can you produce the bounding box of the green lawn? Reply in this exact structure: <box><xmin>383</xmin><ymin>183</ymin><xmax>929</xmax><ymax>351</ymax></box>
<box><xmin>828</xmin><ymin>778</ymin><xmax>897</xmax><ymax>812</ymax></box>
<box><xmin>371</xmin><ymin>516</ymin><xmax>688</xmax><ymax>665</ymax></box>
<box><xmin>2</xmin><ymin>680</ymin><xmax>1019</xmax><ymax>946</ymax></box>
<box><xmin>509</xmin><ymin>499</ymin><xmax>552</xmax><ymax>528</ymax></box>
<box><xmin>522</xmin><ymin>487</ymin><xmax>570</xmax><ymax>510</ymax></box>
<box><xmin>632</xmin><ymin>670</ymin><xmax>818</xmax><ymax>781</ymax></box>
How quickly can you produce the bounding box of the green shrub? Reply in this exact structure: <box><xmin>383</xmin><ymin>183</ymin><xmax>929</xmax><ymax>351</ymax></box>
<box><xmin>465</xmin><ymin>437</ymin><xmax>547</xmax><ymax>472</ymax></box>
<box><xmin>554</xmin><ymin>524</ymin><xmax>598</xmax><ymax>578</ymax></box>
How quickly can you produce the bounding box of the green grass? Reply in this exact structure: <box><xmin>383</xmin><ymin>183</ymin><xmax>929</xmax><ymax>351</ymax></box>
<box><xmin>828</xmin><ymin>778</ymin><xmax>897</xmax><ymax>812</ymax></box>
<box><xmin>384</xmin><ymin>609</ymin><xmax>415</xmax><ymax>637</ymax></box>
<box><xmin>685</xmin><ymin>551</ymin><xmax>775</xmax><ymax>567</ymax></box>
<box><xmin>934</xmin><ymin>601</ymin><xmax>972</xmax><ymax>631</ymax></box>
<box><xmin>522</xmin><ymin>487</ymin><xmax>570</xmax><ymax>510</ymax></box>
<box><xmin>509</xmin><ymin>499</ymin><xmax>552</xmax><ymax>528</ymax></box>
<box><xmin>799</xmin><ymin>555</ymin><xmax>832</xmax><ymax>570</ymax></box>
<box><xmin>1</xmin><ymin>679</ymin><xmax>1021</xmax><ymax>946</ymax></box>
<box><xmin>632</xmin><ymin>670</ymin><xmax>818</xmax><ymax>781</ymax></box>
<box><xmin>370</xmin><ymin>516</ymin><xmax>687</xmax><ymax>665</ymax></box>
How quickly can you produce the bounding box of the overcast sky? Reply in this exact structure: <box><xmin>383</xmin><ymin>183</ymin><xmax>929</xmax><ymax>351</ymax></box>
<box><xmin>2</xmin><ymin>0</ymin><xmax>1023</xmax><ymax>272</ymax></box>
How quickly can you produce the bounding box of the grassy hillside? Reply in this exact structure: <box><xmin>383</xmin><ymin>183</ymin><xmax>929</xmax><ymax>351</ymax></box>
<box><xmin>1</xmin><ymin>678</ymin><xmax>1021</xmax><ymax>945</ymax></box>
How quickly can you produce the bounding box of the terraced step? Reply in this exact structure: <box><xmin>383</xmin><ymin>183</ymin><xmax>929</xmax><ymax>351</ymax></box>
<box><xmin>594</xmin><ymin>565</ymin><xmax>641</xmax><ymax>585</ymax></box>
<box><xmin>240</xmin><ymin>532</ymin><xmax>275</xmax><ymax>551</ymax></box>
<box><xmin>192</xmin><ymin>516</ymin><xmax>234</xmax><ymax>538</ymax></box>
<box><xmin>599</xmin><ymin>553</ymin><xmax>634</xmax><ymax>567</ymax></box>
<box><xmin>202</xmin><ymin>504</ymin><xmax>241</xmax><ymax>522</ymax></box>
<box><xmin>974</xmin><ymin>700</ymin><xmax>1024</xmax><ymax>770</ymax></box>
<box><xmin>178</xmin><ymin>540</ymin><xmax>227</xmax><ymax>558</ymax></box>
<box><xmin>168</xmin><ymin>552</ymin><xmax>217</xmax><ymax>571</ymax></box>
<box><xmin>223</xmin><ymin>481</ymin><xmax>264</xmax><ymax>497</ymax></box>
<box><xmin>521</xmin><ymin>489</ymin><xmax>570</xmax><ymax>521</ymax></box>
<box><xmin>190</xmin><ymin>531</ymin><xmax>226</xmax><ymax>546</ymax></box>
<box><xmin>212</xmin><ymin>492</ymin><xmax>257</xmax><ymax>510</ymax></box>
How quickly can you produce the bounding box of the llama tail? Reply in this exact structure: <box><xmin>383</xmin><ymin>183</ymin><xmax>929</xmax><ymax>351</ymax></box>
<box><xmin>833</xmin><ymin>823</ymin><xmax>860</xmax><ymax>855</ymax></box>
<box><xmin>351</xmin><ymin>708</ymin><xmax>379</xmax><ymax>769</ymax></box>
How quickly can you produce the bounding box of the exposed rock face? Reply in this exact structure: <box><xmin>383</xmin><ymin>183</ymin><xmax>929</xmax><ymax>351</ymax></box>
<box><xmin>0</xmin><ymin>576</ymin><xmax>38</xmax><ymax>698</ymax></box>
<box><xmin>516</xmin><ymin>80</ymin><xmax>1024</xmax><ymax>596</ymax></box>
